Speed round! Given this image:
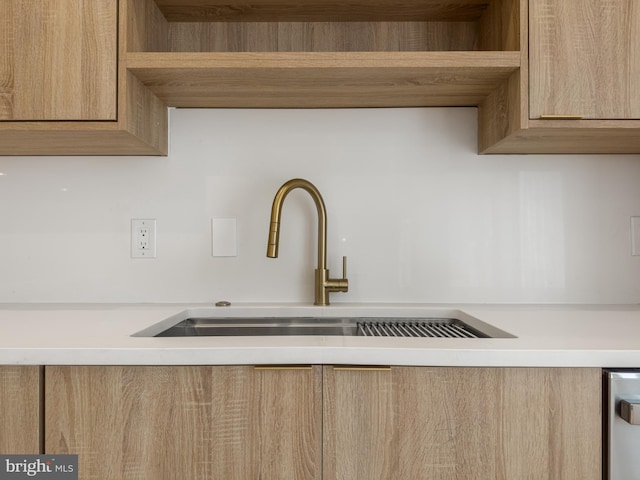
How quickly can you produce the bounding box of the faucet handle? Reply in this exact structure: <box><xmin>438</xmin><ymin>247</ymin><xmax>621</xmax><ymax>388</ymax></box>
<box><xmin>322</xmin><ymin>256</ymin><xmax>349</xmax><ymax>299</ymax></box>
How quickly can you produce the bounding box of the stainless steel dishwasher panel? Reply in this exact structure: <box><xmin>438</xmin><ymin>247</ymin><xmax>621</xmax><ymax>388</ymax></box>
<box><xmin>604</xmin><ymin>369</ymin><xmax>640</xmax><ymax>479</ymax></box>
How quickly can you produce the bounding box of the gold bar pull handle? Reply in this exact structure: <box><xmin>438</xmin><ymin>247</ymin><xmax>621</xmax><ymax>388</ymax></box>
<box><xmin>254</xmin><ymin>365</ymin><xmax>313</xmax><ymax>371</ymax></box>
<box><xmin>333</xmin><ymin>365</ymin><xmax>391</xmax><ymax>372</ymax></box>
<box><xmin>342</xmin><ymin>256</ymin><xmax>347</xmax><ymax>279</ymax></box>
<box><xmin>538</xmin><ymin>114</ymin><xmax>583</xmax><ymax>120</ymax></box>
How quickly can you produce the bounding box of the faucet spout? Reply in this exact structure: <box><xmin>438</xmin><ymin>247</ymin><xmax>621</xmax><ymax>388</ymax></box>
<box><xmin>266</xmin><ymin>178</ymin><xmax>348</xmax><ymax>306</ymax></box>
<box><xmin>267</xmin><ymin>178</ymin><xmax>327</xmax><ymax>269</ymax></box>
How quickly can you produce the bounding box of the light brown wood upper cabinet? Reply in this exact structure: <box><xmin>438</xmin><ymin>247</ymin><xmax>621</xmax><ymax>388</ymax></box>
<box><xmin>1</xmin><ymin>0</ymin><xmax>638</xmax><ymax>154</ymax></box>
<box><xmin>0</xmin><ymin>366</ymin><xmax>41</xmax><ymax>454</ymax></box>
<box><xmin>323</xmin><ymin>366</ymin><xmax>601</xmax><ymax>480</ymax></box>
<box><xmin>529</xmin><ymin>0</ymin><xmax>640</xmax><ymax>120</ymax></box>
<box><xmin>0</xmin><ymin>0</ymin><xmax>117</xmax><ymax>121</ymax></box>
<box><xmin>479</xmin><ymin>0</ymin><xmax>640</xmax><ymax>153</ymax></box>
<box><xmin>45</xmin><ymin>366</ymin><xmax>322</xmax><ymax>480</ymax></box>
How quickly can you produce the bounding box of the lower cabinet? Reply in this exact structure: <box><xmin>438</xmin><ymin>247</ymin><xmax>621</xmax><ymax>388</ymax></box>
<box><xmin>323</xmin><ymin>366</ymin><xmax>601</xmax><ymax>480</ymax></box>
<box><xmin>45</xmin><ymin>366</ymin><xmax>322</xmax><ymax>480</ymax></box>
<box><xmin>0</xmin><ymin>366</ymin><xmax>41</xmax><ymax>453</ymax></box>
<box><xmin>45</xmin><ymin>366</ymin><xmax>601</xmax><ymax>480</ymax></box>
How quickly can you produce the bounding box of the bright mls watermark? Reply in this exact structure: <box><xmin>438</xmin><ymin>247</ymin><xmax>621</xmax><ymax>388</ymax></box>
<box><xmin>0</xmin><ymin>456</ymin><xmax>77</xmax><ymax>480</ymax></box>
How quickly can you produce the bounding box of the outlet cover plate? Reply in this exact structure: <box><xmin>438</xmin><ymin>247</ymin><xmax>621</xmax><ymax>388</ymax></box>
<box><xmin>131</xmin><ymin>219</ymin><xmax>157</xmax><ymax>258</ymax></box>
<box><xmin>212</xmin><ymin>218</ymin><xmax>237</xmax><ymax>257</ymax></box>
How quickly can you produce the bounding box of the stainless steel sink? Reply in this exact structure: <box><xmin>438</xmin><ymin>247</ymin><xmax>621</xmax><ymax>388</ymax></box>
<box><xmin>133</xmin><ymin>314</ymin><xmax>515</xmax><ymax>338</ymax></box>
<box><xmin>156</xmin><ymin>317</ymin><xmax>356</xmax><ymax>337</ymax></box>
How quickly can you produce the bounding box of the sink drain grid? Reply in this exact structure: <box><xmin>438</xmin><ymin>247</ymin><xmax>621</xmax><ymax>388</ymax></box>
<box><xmin>356</xmin><ymin>319</ymin><xmax>485</xmax><ymax>338</ymax></box>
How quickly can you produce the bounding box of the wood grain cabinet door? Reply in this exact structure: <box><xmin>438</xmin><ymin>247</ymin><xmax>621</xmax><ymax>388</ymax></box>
<box><xmin>45</xmin><ymin>366</ymin><xmax>322</xmax><ymax>480</ymax></box>
<box><xmin>0</xmin><ymin>366</ymin><xmax>41</xmax><ymax>454</ymax></box>
<box><xmin>0</xmin><ymin>0</ymin><xmax>117</xmax><ymax>121</ymax></box>
<box><xmin>529</xmin><ymin>0</ymin><xmax>640</xmax><ymax>120</ymax></box>
<box><xmin>323</xmin><ymin>366</ymin><xmax>601</xmax><ymax>480</ymax></box>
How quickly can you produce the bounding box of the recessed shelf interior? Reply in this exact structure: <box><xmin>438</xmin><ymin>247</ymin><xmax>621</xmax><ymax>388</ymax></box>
<box><xmin>165</xmin><ymin>22</ymin><xmax>480</xmax><ymax>52</ymax></box>
<box><xmin>128</xmin><ymin>0</ymin><xmax>519</xmax><ymax>53</ymax></box>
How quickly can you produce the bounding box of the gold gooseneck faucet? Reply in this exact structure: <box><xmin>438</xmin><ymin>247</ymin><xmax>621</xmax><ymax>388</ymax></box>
<box><xmin>267</xmin><ymin>178</ymin><xmax>348</xmax><ymax>306</ymax></box>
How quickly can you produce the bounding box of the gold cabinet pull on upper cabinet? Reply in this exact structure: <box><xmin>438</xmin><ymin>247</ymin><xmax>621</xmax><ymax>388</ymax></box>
<box><xmin>538</xmin><ymin>114</ymin><xmax>584</xmax><ymax>120</ymax></box>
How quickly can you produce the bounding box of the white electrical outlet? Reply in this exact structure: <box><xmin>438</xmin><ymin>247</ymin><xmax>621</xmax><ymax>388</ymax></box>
<box><xmin>131</xmin><ymin>219</ymin><xmax>157</xmax><ymax>258</ymax></box>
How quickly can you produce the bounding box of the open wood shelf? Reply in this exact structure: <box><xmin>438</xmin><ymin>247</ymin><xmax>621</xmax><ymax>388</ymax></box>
<box><xmin>163</xmin><ymin>22</ymin><xmax>483</xmax><ymax>53</ymax></box>
<box><xmin>125</xmin><ymin>51</ymin><xmax>520</xmax><ymax>107</ymax></box>
<box><xmin>125</xmin><ymin>0</ymin><xmax>519</xmax><ymax>108</ymax></box>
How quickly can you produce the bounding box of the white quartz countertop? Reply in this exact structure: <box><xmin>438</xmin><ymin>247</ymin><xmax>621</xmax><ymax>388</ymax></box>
<box><xmin>2</xmin><ymin>303</ymin><xmax>640</xmax><ymax>367</ymax></box>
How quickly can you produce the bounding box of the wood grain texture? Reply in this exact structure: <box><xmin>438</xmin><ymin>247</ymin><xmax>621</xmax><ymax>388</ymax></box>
<box><xmin>478</xmin><ymin>0</ymin><xmax>529</xmax><ymax>153</ymax></box>
<box><xmin>0</xmin><ymin>0</ymin><xmax>117</xmax><ymax>121</ymax></box>
<box><xmin>530</xmin><ymin>0</ymin><xmax>640</xmax><ymax>119</ymax></box>
<box><xmin>45</xmin><ymin>366</ymin><xmax>322</xmax><ymax>480</ymax></box>
<box><xmin>127</xmin><ymin>0</ymin><xmax>170</xmax><ymax>52</ymax></box>
<box><xmin>323</xmin><ymin>366</ymin><xmax>601</xmax><ymax>480</ymax></box>
<box><xmin>0</xmin><ymin>127</ymin><xmax>166</xmax><ymax>155</ymax></box>
<box><xmin>168</xmin><ymin>21</ymin><xmax>479</xmax><ymax>52</ymax></box>
<box><xmin>154</xmin><ymin>0</ymin><xmax>491</xmax><ymax>22</ymax></box>
<box><xmin>501</xmin><ymin>368</ymin><xmax>601</xmax><ymax>480</ymax></box>
<box><xmin>0</xmin><ymin>0</ymin><xmax>167</xmax><ymax>155</ymax></box>
<box><xmin>118</xmin><ymin>0</ymin><xmax>169</xmax><ymax>155</ymax></box>
<box><xmin>478</xmin><ymin>68</ymin><xmax>523</xmax><ymax>152</ymax></box>
<box><xmin>126</xmin><ymin>51</ymin><xmax>519</xmax><ymax>108</ymax></box>
<box><xmin>0</xmin><ymin>366</ymin><xmax>41</xmax><ymax>454</ymax></box>
<box><xmin>480</xmin><ymin>122</ymin><xmax>640</xmax><ymax>154</ymax></box>
<box><xmin>477</xmin><ymin>0</ymin><xmax>519</xmax><ymax>51</ymax></box>
<box><xmin>120</xmin><ymin>71</ymin><xmax>168</xmax><ymax>154</ymax></box>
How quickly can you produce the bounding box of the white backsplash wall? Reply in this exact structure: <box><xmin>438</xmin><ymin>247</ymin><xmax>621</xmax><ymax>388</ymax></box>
<box><xmin>1</xmin><ymin>107</ymin><xmax>640</xmax><ymax>304</ymax></box>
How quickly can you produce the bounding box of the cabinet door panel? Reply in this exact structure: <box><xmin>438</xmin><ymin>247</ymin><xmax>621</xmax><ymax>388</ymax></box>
<box><xmin>45</xmin><ymin>366</ymin><xmax>322</xmax><ymax>480</ymax></box>
<box><xmin>529</xmin><ymin>0</ymin><xmax>640</xmax><ymax>119</ymax></box>
<box><xmin>323</xmin><ymin>366</ymin><xmax>600</xmax><ymax>480</ymax></box>
<box><xmin>0</xmin><ymin>0</ymin><xmax>117</xmax><ymax>121</ymax></box>
<box><xmin>0</xmin><ymin>366</ymin><xmax>40</xmax><ymax>453</ymax></box>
